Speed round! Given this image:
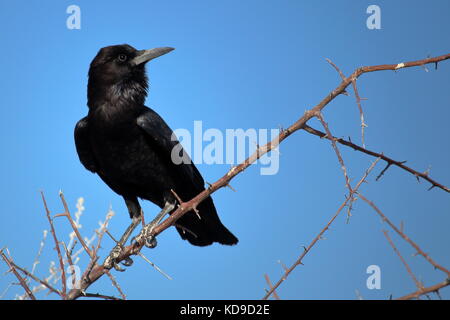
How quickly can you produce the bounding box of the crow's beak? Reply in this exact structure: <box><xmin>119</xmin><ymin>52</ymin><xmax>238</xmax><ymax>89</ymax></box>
<box><xmin>131</xmin><ymin>47</ymin><xmax>175</xmax><ymax>66</ymax></box>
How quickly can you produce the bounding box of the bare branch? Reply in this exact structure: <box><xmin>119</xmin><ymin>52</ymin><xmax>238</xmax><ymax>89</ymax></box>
<box><xmin>351</xmin><ymin>79</ymin><xmax>367</xmax><ymax>148</ymax></box>
<box><xmin>81</xmin><ymin>292</ymin><xmax>122</xmax><ymax>300</ymax></box>
<box><xmin>0</xmin><ymin>249</ymin><xmax>36</xmax><ymax>300</ymax></box>
<box><xmin>325</xmin><ymin>58</ymin><xmax>347</xmax><ymax>81</ymax></box>
<box><xmin>262</xmin><ymin>158</ymin><xmax>381</xmax><ymax>299</ymax></box>
<box><xmin>382</xmin><ymin>230</ymin><xmax>424</xmax><ymax>291</ymax></box>
<box><xmin>264</xmin><ymin>274</ymin><xmax>280</xmax><ymax>300</ymax></box>
<box><xmin>40</xmin><ymin>192</ymin><xmax>67</xmax><ymax>298</ymax></box>
<box><xmin>31</xmin><ymin>230</ymin><xmax>48</xmax><ymax>275</ymax></box>
<box><xmin>104</xmin><ymin>270</ymin><xmax>126</xmax><ymax>300</ymax></box>
<box><xmin>137</xmin><ymin>252</ymin><xmax>172</xmax><ymax>280</ymax></box>
<box><xmin>54</xmin><ymin>192</ymin><xmax>93</xmax><ymax>258</ymax></box>
<box><xmin>5</xmin><ymin>259</ymin><xmax>61</xmax><ymax>297</ymax></box>
<box><xmin>316</xmin><ymin>113</ymin><xmax>352</xmax><ymax>195</ymax></box>
<box><xmin>302</xmin><ymin>124</ymin><xmax>449</xmax><ymax>193</ymax></box>
<box><xmin>397</xmin><ymin>279</ymin><xmax>450</xmax><ymax>300</ymax></box>
<box><xmin>359</xmin><ymin>194</ymin><xmax>450</xmax><ymax>277</ymax></box>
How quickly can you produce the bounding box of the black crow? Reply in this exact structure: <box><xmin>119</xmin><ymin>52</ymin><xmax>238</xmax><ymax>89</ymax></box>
<box><xmin>74</xmin><ymin>44</ymin><xmax>238</xmax><ymax>269</ymax></box>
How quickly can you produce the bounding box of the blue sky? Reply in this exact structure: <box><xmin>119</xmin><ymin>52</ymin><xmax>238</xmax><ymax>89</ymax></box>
<box><xmin>0</xmin><ymin>0</ymin><xmax>449</xmax><ymax>300</ymax></box>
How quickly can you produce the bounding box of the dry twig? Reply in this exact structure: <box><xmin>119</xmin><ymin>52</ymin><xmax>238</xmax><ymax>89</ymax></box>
<box><xmin>262</xmin><ymin>158</ymin><xmax>381</xmax><ymax>299</ymax></box>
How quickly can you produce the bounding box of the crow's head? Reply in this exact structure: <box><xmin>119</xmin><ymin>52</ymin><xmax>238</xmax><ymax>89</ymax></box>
<box><xmin>87</xmin><ymin>44</ymin><xmax>174</xmax><ymax>109</ymax></box>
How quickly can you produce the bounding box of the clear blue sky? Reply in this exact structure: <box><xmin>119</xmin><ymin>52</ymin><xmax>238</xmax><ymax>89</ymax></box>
<box><xmin>0</xmin><ymin>0</ymin><xmax>449</xmax><ymax>300</ymax></box>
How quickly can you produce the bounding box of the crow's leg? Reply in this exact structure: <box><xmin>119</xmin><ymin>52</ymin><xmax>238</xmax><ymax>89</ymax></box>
<box><xmin>103</xmin><ymin>197</ymin><xmax>142</xmax><ymax>271</ymax></box>
<box><xmin>134</xmin><ymin>201</ymin><xmax>175</xmax><ymax>248</ymax></box>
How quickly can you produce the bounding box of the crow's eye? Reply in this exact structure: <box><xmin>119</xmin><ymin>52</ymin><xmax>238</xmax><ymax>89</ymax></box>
<box><xmin>117</xmin><ymin>54</ymin><xmax>127</xmax><ymax>62</ymax></box>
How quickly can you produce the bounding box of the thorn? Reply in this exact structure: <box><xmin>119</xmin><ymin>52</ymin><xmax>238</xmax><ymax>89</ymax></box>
<box><xmin>435</xmin><ymin>290</ymin><xmax>442</xmax><ymax>300</ymax></box>
<box><xmin>170</xmin><ymin>189</ymin><xmax>184</xmax><ymax>206</ymax></box>
<box><xmin>226</xmin><ymin>183</ymin><xmax>236</xmax><ymax>192</ymax></box>
<box><xmin>277</xmin><ymin>260</ymin><xmax>289</xmax><ymax>272</ymax></box>
<box><xmin>105</xmin><ymin>230</ymin><xmax>119</xmax><ymax>244</ymax></box>
<box><xmin>193</xmin><ymin>206</ymin><xmax>201</xmax><ymax>220</ymax></box>
<box><xmin>137</xmin><ymin>252</ymin><xmax>172</xmax><ymax>280</ymax></box>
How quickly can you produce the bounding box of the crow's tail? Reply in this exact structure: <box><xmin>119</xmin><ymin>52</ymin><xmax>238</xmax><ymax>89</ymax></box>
<box><xmin>174</xmin><ymin>196</ymin><xmax>238</xmax><ymax>246</ymax></box>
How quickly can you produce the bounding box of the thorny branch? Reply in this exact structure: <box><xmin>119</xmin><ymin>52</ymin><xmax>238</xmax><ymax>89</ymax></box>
<box><xmin>397</xmin><ymin>279</ymin><xmax>450</xmax><ymax>300</ymax></box>
<box><xmin>4</xmin><ymin>258</ymin><xmax>62</xmax><ymax>297</ymax></box>
<box><xmin>326</xmin><ymin>58</ymin><xmax>367</xmax><ymax>147</ymax></box>
<box><xmin>302</xmin><ymin>124</ymin><xmax>449</xmax><ymax>193</ymax></box>
<box><xmin>41</xmin><ymin>192</ymin><xmax>67</xmax><ymax>298</ymax></box>
<box><xmin>382</xmin><ymin>230</ymin><xmax>424</xmax><ymax>293</ymax></box>
<box><xmin>357</xmin><ymin>194</ymin><xmax>450</xmax><ymax>299</ymax></box>
<box><xmin>264</xmin><ymin>274</ymin><xmax>280</xmax><ymax>300</ymax></box>
<box><xmin>2</xmin><ymin>53</ymin><xmax>449</xmax><ymax>300</ymax></box>
<box><xmin>262</xmin><ymin>158</ymin><xmax>381</xmax><ymax>300</ymax></box>
<box><xmin>0</xmin><ymin>249</ymin><xmax>36</xmax><ymax>300</ymax></box>
<box><xmin>54</xmin><ymin>192</ymin><xmax>94</xmax><ymax>258</ymax></box>
<box><xmin>358</xmin><ymin>193</ymin><xmax>450</xmax><ymax>278</ymax></box>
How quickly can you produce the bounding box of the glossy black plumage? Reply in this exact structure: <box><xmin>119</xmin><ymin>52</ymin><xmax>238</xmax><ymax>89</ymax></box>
<box><xmin>74</xmin><ymin>44</ymin><xmax>238</xmax><ymax>246</ymax></box>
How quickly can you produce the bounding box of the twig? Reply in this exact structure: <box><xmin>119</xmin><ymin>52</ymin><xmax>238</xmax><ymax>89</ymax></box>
<box><xmin>104</xmin><ymin>270</ymin><xmax>126</xmax><ymax>300</ymax></box>
<box><xmin>351</xmin><ymin>79</ymin><xmax>367</xmax><ymax>148</ymax></box>
<box><xmin>137</xmin><ymin>252</ymin><xmax>172</xmax><ymax>280</ymax></box>
<box><xmin>262</xmin><ymin>158</ymin><xmax>380</xmax><ymax>299</ymax></box>
<box><xmin>302</xmin><ymin>124</ymin><xmax>449</xmax><ymax>193</ymax></box>
<box><xmin>62</xmin><ymin>242</ymin><xmax>77</xmax><ymax>290</ymax></box>
<box><xmin>54</xmin><ymin>192</ymin><xmax>93</xmax><ymax>258</ymax></box>
<box><xmin>0</xmin><ymin>249</ymin><xmax>36</xmax><ymax>300</ymax></box>
<box><xmin>92</xmin><ymin>207</ymin><xmax>115</xmax><ymax>258</ymax></box>
<box><xmin>358</xmin><ymin>193</ymin><xmax>450</xmax><ymax>277</ymax></box>
<box><xmin>316</xmin><ymin>113</ymin><xmax>353</xmax><ymax>194</ymax></box>
<box><xmin>31</xmin><ymin>230</ymin><xmax>48</xmax><ymax>275</ymax></box>
<box><xmin>376</xmin><ymin>162</ymin><xmax>393</xmax><ymax>181</ymax></box>
<box><xmin>326</xmin><ymin>58</ymin><xmax>347</xmax><ymax>81</ymax></box>
<box><xmin>397</xmin><ymin>278</ymin><xmax>450</xmax><ymax>300</ymax></box>
<box><xmin>264</xmin><ymin>274</ymin><xmax>280</xmax><ymax>300</ymax></box>
<box><xmin>382</xmin><ymin>230</ymin><xmax>424</xmax><ymax>291</ymax></box>
<box><xmin>41</xmin><ymin>192</ymin><xmax>67</xmax><ymax>298</ymax></box>
<box><xmin>6</xmin><ymin>259</ymin><xmax>61</xmax><ymax>297</ymax></box>
<box><xmin>81</xmin><ymin>292</ymin><xmax>122</xmax><ymax>300</ymax></box>
<box><xmin>316</xmin><ymin>113</ymin><xmax>356</xmax><ymax>219</ymax></box>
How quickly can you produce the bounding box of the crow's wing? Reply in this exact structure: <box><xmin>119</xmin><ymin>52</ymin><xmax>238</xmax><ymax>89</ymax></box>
<box><xmin>137</xmin><ymin>107</ymin><xmax>238</xmax><ymax>246</ymax></box>
<box><xmin>74</xmin><ymin>117</ymin><xmax>98</xmax><ymax>173</ymax></box>
<box><xmin>136</xmin><ymin>107</ymin><xmax>204</xmax><ymax>191</ymax></box>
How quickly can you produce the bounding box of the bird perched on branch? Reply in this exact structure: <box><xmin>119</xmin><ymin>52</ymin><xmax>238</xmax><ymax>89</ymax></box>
<box><xmin>74</xmin><ymin>44</ymin><xmax>238</xmax><ymax>270</ymax></box>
